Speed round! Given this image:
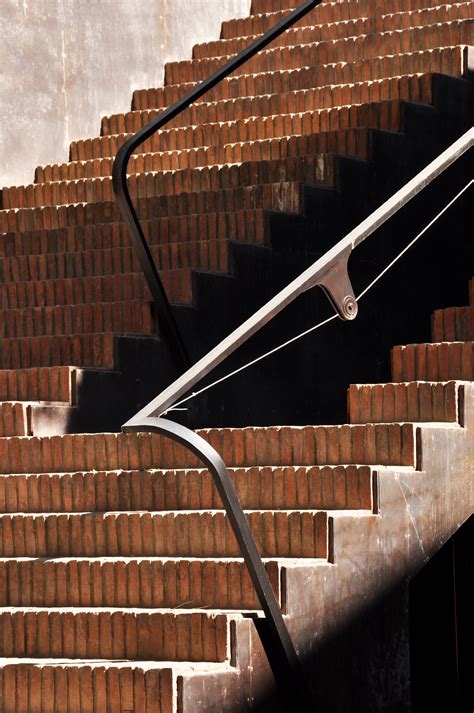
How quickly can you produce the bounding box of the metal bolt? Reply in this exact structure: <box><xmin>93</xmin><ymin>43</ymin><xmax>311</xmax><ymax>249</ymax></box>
<box><xmin>343</xmin><ymin>295</ymin><xmax>358</xmax><ymax>320</ymax></box>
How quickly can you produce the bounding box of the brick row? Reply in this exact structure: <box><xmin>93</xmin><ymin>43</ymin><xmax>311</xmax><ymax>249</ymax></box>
<box><xmin>0</xmin><ymin>209</ymin><xmax>267</xmax><ymax>259</ymax></box>
<box><xmin>195</xmin><ymin>6</ymin><xmax>473</xmax><ymax>61</ymax></box>
<box><xmin>1</xmin><ymin>181</ymin><xmax>304</xmax><ymax>234</ymax></box>
<box><xmin>249</xmin><ymin>0</ymin><xmax>451</xmax><ymax>17</ymax></box>
<box><xmin>1</xmin><ymin>237</ymin><xmax>230</xmax><ymax>281</ymax></box>
<box><xmin>0</xmin><ymin>424</ymin><xmax>417</xmax><ymax>475</ymax></box>
<box><xmin>391</xmin><ymin>342</ymin><xmax>474</xmax><ymax>381</ymax></box>
<box><xmin>431</xmin><ymin>306</ymin><xmax>474</xmax><ymax>341</ymax></box>
<box><xmin>0</xmin><ymin>465</ymin><xmax>374</xmax><ymax>513</ymax></box>
<box><xmin>164</xmin><ymin>23</ymin><xmax>473</xmax><ymax>84</ymax></box>
<box><xmin>96</xmin><ymin>73</ymin><xmax>434</xmax><ymax>145</ymax></box>
<box><xmin>0</xmin><ymin>510</ymin><xmax>328</xmax><ymax>558</ymax></box>
<box><xmin>223</xmin><ymin>2</ymin><xmax>473</xmax><ymax>39</ymax></box>
<box><xmin>0</xmin><ymin>333</ymin><xmax>116</xmax><ymax>370</ymax></box>
<box><xmin>0</xmin><ymin>663</ymin><xmax>174</xmax><ymax>713</ymax></box>
<box><xmin>0</xmin><ymin>367</ymin><xmax>76</xmax><ymax>404</ymax></box>
<box><xmin>0</xmin><ymin>558</ymin><xmax>281</xmax><ymax>610</ymax></box>
<box><xmin>348</xmin><ymin>381</ymin><xmax>460</xmax><ymax>424</ymax></box>
<box><xmin>131</xmin><ymin>45</ymin><xmax>466</xmax><ymax>112</ymax></box>
<box><xmin>0</xmin><ymin>609</ymin><xmax>230</xmax><ymax>661</ymax></box>
<box><xmin>2</xmin><ymin>271</ymin><xmax>192</xmax><ymax>309</ymax></box>
<box><xmin>1</xmin><ymin>301</ymin><xmax>153</xmax><ymax>339</ymax></box>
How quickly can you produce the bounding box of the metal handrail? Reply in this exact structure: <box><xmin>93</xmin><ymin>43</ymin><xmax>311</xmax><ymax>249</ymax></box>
<box><xmin>112</xmin><ymin>0</ymin><xmax>320</xmax><ymax>369</ymax></box>
<box><xmin>122</xmin><ymin>128</ymin><xmax>473</xmax><ymax>709</ymax></box>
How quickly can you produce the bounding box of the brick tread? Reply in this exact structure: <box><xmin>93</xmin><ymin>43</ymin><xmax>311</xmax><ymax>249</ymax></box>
<box><xmin>0</xmin><ymin>424</ymin><xmax>417</xmax><ymax>475</ymax></box>
<box><xmin>0</xmin><ymin>465</ymin><xmax>374</xmax><ymax>513</ymax></box>
<box><xmin>391</xmin><ymin>341</ymin><xmax>474</xmax><ymax>381</ymax></box>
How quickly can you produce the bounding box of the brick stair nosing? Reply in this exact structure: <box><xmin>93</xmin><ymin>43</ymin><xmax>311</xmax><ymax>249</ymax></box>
<box><xmin>0</xmin><ymin>366</ymin><xmax>80</xmax><ymax>404</ymax></box>
<box><xmin>391</xmin><ymin>341</ymin><xmax>474</xmax><ymax>381</ymax></box>
<box><xmin>431</xmin><ymin>305</ymin><xmax>474</xmax><ymax>341</ymax></box>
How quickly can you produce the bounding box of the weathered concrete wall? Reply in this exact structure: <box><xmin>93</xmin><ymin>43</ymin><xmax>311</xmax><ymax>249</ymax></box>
<box><xmin>0</xmin><ymin>0</ymin><xmax>251</xmax><ymax>187</ymax></box>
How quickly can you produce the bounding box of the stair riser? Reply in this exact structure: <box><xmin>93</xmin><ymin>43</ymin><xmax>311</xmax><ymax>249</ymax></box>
<box><xmin>392</xmin><ymin>343</ymin><xmax>474</xmax><ymax>381</ymax></box>
<box><xmin>0</xmin><ymin>466</ymin><xmax>374</xmax><ymax>513</ymax></box>
<box><xmin>0</xmin><ymin>511</ymin><xmax>328</xmax><ymax>558</ymax></box>
<box><xmin>348</xmin><ymin>381</ymin><xmax>460</xmax><ymax>424</ymax></box>
<box><xmin>0</xmin><ymin>610</ymin><xmax>230</xmax><ymax>662</ymax></box>
<box><xmin>0</xmin><ymin>367</ymin><xmax>76</xmax><ymax>404</ymax></box>
<box><xmin>0</xmin><ymin>334</ymin><xmax>116</xmax><ymax>370</ymax></box>
<box><xmin>432</xmin><ymin>306</ymin><xmax>474</xmax><ymax>341</ymax></box>
<box><xmin>0</xmin><ymin>665</ymin><xmax>174</xmax><ymax>713</ymax></box>
<box><xmin>0</xmin><ymin>559</ymin><xmax>281</xmax><ymax>610</ymax></box>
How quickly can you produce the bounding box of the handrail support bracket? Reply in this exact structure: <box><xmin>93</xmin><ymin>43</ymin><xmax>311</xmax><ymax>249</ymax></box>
<box><xmin>306</xmin><ymin>247</ymin><xmax>358</xmax><ymax>320</ymax></box>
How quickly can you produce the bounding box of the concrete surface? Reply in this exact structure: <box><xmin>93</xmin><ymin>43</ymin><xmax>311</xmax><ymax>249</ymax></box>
<box><xmin>0</xmin><ymin>0</ymin><xmax>251</xmax><ymax>187</ymax></box>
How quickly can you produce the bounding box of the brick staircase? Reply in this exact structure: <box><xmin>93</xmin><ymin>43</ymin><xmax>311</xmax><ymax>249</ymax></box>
<box><xmin>0</xmin><ymin>0</ymin><xmax>473</xmax><ymax>710</ymax></box>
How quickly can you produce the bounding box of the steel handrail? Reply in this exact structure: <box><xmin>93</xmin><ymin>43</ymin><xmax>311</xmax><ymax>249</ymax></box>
<box><xmin>112</xmin><ymin>0</ymin><xmax>320</xmax><ymax>369</ymax></box>
<box><xmin>122</xmin><ymin>128</ymin><xmax>473</xmax><ymax>709</ymax></box>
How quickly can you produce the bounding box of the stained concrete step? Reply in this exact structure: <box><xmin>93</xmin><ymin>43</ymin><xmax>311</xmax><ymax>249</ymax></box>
<box><xmin>0</xmin><ymin>465</ymin><xmax>375</xmax><ymax>513</ymax></box>
<box><xmin>0</xmin><ymin>557</ymin><xmax>282</xmax><ymax>610</ymax></box>
<box><xmin>0</xmin><ymin>424</ymin><xmax>419</xmax><ymax>475</ymax></box>
<box><xmin>391</xmin><ymin>341</ymin><xmax>474</xmax><ymax>381</ymax></box>
<box><xmin>347</xmin><ymin>380</ymin><xmax>462</xmax><ymax>424</ymax></box>
<box><xmin>0</xmin><ymin>607</ymin><xmax>234</xmax><ymax>662</ymax></box>
<box><xmin>1</xmin><ymin>301</ymin><xmax>153</xmax><ymax>339</ymax></box>
<box><xmin>195</xmin><ymin>5</ymin><xmax>473</xmax><ymax>60</ymax></box>
<box><xmin>132</xmin><ymin>45</ymin><xmax>467</xmax><ymax>110</ymax></box>
<box><xmin>0</xmin><ymin>510</ymin><xmax>328</xmax><ymax>558</ymax></box>
<box><xmin>432</xmin><ymin>305</ymin><xmax>474</xmax><ymax>341</ymax></box>
<box><xmin>1</xmin><ymin>101</ymin><xmax>401</xmax><ymax>209</ymax></box>
<box><xmin>164</xmin><ymin>22</ymin><xmax>473</xmax><ymax>84</ymax></box>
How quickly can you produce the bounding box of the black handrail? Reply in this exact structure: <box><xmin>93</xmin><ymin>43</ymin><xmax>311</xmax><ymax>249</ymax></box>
<box><xmin>112</xmin><ymin>0</ymin><xmax>320</xmax><ymax>369</ymax></box>
<box><xmin>122</xmin><ymin>129</ymin><xmax>473</xmax><ymax>709</ymax></box>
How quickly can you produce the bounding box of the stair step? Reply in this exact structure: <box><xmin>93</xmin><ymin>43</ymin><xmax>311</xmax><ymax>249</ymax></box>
<box><xmin>164</xmin><ymin>22</ymin><xmax>472</xmax><ymax>84</ymax></box>
<box><xmin>0</xmin><ymin>557</ymin><xmax>281</xmax><ymax>610</ymax></box>
<box><xmin>2</xmin><ymin>271</ymin><xmax>192</xmax><ymax>309</ymax></box>
<box><xmin>39</xmin><ymin>125</ymin><xmax>374</xmax><ymax>183</ymax></box>
<box><xmin>0</xmin><ymin>510</ymin><xmax>328</xmax><ymax>558</ymax></box>
<box><xmin>0</xmin><ymin>209</ymin><xmax>267</xmax><ymax>258</ymax></box>
<box><xmin>132</xmin><ymin>45</ymin><xmax>467</xmax><ymax>111</ymax></box>
<box><xmin>0</xmin><ymin>333</ymin><xmax>117</xmax><ymax>370</ymax></box>
<box><xmin>348</xmin><ymin>380</ymin><xmax>461</xmax><ymax>424</ymax></box>
<box><xmin>0</xmin><ymin>424</ymin><xmax>418</xmax><ymax>475</ymax></box>
<box><xmin>102</xmin><ymin>73</ymin><xmax>433</xmax><ymax>139</ymax></box>
<box><xmin>0</xmin><ymin>661</ymin><xmax>180</xmax><ymax>713</ymax></box>
<box><xmin>1</xmin><ymin>239</ymin><xmax>231</xmax><ymax>282</ymax></box>
<box><xmin>0</xmin><ymin>367</ymin><xmax>77</xmax><ymax>404</ymax></box>
<box><xmin>0</xmin><ymin>401</ymin><xmax>77</xmax><ymax>438</ymax></box>
<box><xmin>432</xmin><ymin>305</ymin><xmax>474</xmax><ymax>341</ymax></box>
<box><xmin>249</xmin><ymin>0</ymin><xmax>467</xmax><ymax>20</ymax></box>
<box><xmin>1</xmin><ymin>302</ymin><xmax>153</xmax><ymax>339</ymax></box>
<box><xmin>0</xmin><ymin>465</ymin><xmax>374</xmax><ymax>513</ymax></box>
<box><xmin>196</xmin><ymin>6</ymin><xmax>473</xmax><ymax>61</ymax></box>
<box><xmin>0</xmin><ymin>172</ymin><xmax>317</xmax><ymax>235</ymax></box>
<box><xmin>391</xmin><ymin>342</ymin><xmax>474</xmax><ymax>381</ymax></box>
<box><xmin>2</xmin><ymin>101</ymin><xmax>401</xmax><ymax>209</ymax></box>
<box><xmin>0</xmin><ymin>608</ymin><xmax>233</xmax><ymax>662</ymax></box>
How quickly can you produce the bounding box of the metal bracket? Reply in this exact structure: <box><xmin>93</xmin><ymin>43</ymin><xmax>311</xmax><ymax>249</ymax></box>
<box><xmin>309</xmin><ymin>248</ymin><xmax>358</xmax><ymax>320</ymax></box>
